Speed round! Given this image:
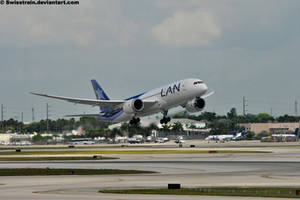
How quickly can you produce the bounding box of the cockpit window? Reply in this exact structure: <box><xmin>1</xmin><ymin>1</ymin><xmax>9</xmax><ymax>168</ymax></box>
<box><xmin>193</xmin><ymin>81</ymin><xmax>203</xmax><ymax>85</ymax></box>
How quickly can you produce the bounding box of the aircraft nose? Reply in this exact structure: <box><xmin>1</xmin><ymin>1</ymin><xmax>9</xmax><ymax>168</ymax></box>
<box><xmin>201</xmin><ymin>83</ymin><xmax>208</xmax><ymax>93</ymax></box>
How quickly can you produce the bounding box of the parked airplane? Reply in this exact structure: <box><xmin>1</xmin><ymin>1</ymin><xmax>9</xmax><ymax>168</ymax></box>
<box><xmin>232</xmin><ymin>129</ymin><xmax>246</xmax><ymax>140</ymax></box>
<box><xmin>205</xmin><ymin>129</ymin><xmax>245</xmax><ymax>142</ymax></box>
<box><xmin>174</xmin><ymin>136</ymin><xmax>185</xmax><ymax>144</ymax></box>
<box><xmin>31</xmin><ymin>78</ymin><xmax>213</xmax><ymax>125</ymax></box>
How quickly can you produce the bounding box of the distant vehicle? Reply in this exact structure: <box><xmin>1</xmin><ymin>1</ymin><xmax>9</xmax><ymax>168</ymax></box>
<box><xmin>21</xmin><ymin>141</ymin><xmax>32</xmax><ymax>146</ymax></box>
<box><xmin>175</xmin><ymin>136</ymin><xmax>185</xmax><ymax>144</ymax></box>
<box><xmin>260</xmin><ymin>136</ymin><xmax>272</xmax><ymax>142</ymax></box>
<box><xmin>128</xmin><ymin>135</ymin><xmax>144</xmax><ymax>144</ymax></box>
<box><xmin>155</xmin><ymin>138</ymin><xmax>164</xmax><ymax>143</ymax></box>
<box><xmin>11</xmin><ymin>141</ymin><xmax>32</xmax><ymax>146</ymax></box>
<box><xmin>69</xmin><ymin>138</ymin><xmax>95</xmax><ymax>145</ymax></box>
<box><xmin>128</xmin><ymin>138</ymin><xmax>143</xmax><ymax>144</ymax></box>
<box><xmin>205</xmin><ymin>129</ymin><xmax>245</xmax><ymax>142</ymax></box>
<box><xmin>94</xmin><ymin>137</ymin><xmax>106</xmax><ymax>143</ymax></box>
<box><xmin>146</xmin><ymin>136</ymin><xmax>152</xmax><ymax>142</ymax></box>
<box><xmin>107</xmin><ymin>138</ymin><xmax>114</xmax><ymax>144</ymax></box>
<box><xmin>114</xmin><ymin>136</ymin><xmax>128</xmax><ymax>143</ymax></box>
<box><xmin>0</xmin><ymin>141</ymin><xmax>8</xmax><ymax>145</ymax></box>
<box><xmin>155</xmin><ymin>137</ymin><xmax>169</xmax><ymax>143</ymax></box>
<box><xmin>32</xmin><ymin>78</ymin><xmax>213</xmax><ymax>126</ymax></box>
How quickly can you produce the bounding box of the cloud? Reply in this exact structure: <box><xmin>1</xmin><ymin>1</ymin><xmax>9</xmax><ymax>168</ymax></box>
<box><xmin>0</xmin><ymin>1</ymin><xmax>138</xmax><ymax>47</ymax></box>
<box><xmin>153</xmin><ymin>0</ymin><xmax>300</xmax><ymax>50</ymax></box>
<box><xmin>152</xmin><ymin>10</ymin><xmax>221</xmax><ymax>47</ymax></box>
<box><xmin>1</xmin><ymin>0</ymin><xmax>300</xmax><ymax>120</ymax></box>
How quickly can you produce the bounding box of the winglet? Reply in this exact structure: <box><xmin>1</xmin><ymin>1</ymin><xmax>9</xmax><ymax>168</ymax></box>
<box><xmin>202</xmin><ymin>90</ymin><xmax>214</xmax><ymax>99</ymax></box>
<box><xmin>30</xmin><ymin>92</ymin><xmax>49</xmax><ymax>97</ymax></box>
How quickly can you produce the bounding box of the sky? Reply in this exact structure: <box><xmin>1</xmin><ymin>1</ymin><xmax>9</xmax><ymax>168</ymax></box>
<box><xmin>0</xmin><ymin>0</ymin><xmax>300</xmax><ymax>122</ymax></box>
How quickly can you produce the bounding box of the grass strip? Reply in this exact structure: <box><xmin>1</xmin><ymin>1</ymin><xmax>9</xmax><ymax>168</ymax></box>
<box><xmin>0</xmin><ymin>168</ymin><xmax>155</xmax><ymax>176</ymax></box>
<box><xmin>100</xmin><ymin>187</ymin><xmax>300</xmax><ymax>198</ymax></box>
<box><xmin>0</xmin><ymin>150</ymin><xmax>270</xmax><ymax>156</ymax></box>
<box><xmin>0</xmin><ymin>156</ymin><xmax>118</xmax><ymax>161</ymax></box>
<box><xmin>0</xmin><ymin>145</ymin><xmax>164</xmax><ymax>150</ymax></box>
<box><xmin>1</xmin><ymin>143</ymin><xmax>300</xmax><ymax>150</ymax></box>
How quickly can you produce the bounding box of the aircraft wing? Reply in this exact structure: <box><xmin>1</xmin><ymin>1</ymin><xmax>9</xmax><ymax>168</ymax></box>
<box><xmin>31</xmin><ymin>92</ymin><xmax>158</xmax><ymax>108</ymax></box>
<box><xmin>31</xmin><ymin>92</ymin><xmax>125</xmax><ymax>107</ymax></box>
<box><xmin>201</xmin><ymin>90</ymin><xmax>214</xmax><ymax>99</ymax></box>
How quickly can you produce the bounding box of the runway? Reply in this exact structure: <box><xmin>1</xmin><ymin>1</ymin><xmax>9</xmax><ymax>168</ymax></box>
<box><xmin>1</xmin><ymin>144</ymin><xmax>300</xmax><ymax>199</ymax></box>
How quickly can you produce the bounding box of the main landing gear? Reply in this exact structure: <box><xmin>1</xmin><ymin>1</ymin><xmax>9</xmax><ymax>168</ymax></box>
<box><xmin>160</xmin><ymin>116</ymin><xmax>171</xmax><ymax>124</ymax></box>
<box><xmin>129</xmin><ymin>117</ymin><xmax>140</xmax><ymax>126</ymax></box>
<box><xmin>160</xmin><ymin>110</ymin><xmax>171</xmax><ymax>124</ymax></box>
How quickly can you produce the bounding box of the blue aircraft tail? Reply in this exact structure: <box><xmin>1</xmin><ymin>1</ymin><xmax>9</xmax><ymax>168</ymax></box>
<box><xmin>90</xmin><ymin>79</ymin><xmax>124</xmax><ymax>120</ymax></box>
<box><xmin>294</xmin><ymin>128</ymin><xmax>299</xmax><ymax>135</ymax></box>
<box><xmin>91</xmin><ymin>79</ymin><xmax>110</xmax><ymax>100</ymax></box>
<box><xmin>241</xmin><ymin>129</ymin><xmax>246</xmax><ymax>136</ymax></box>
<box><xmin>232</xmin><ymin>129</ymin><xmax>237</xmax><ymax>136</ymax></box>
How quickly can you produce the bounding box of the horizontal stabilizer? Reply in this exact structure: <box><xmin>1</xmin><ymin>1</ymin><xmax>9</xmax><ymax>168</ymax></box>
<box><xmin>65</xmin><ymin>114</ymin><xmax>100</xmax><ymax>117</ymax></box>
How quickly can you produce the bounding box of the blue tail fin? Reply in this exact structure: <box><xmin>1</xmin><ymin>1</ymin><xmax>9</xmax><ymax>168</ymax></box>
<box><xmin>232</xmin><ymin>129</ymin><xmax>237</xmax><ymax>136</ymax></box>
<box><xmin>91</xmin><ymin>79</ymin><xmax>109</xmax><ymax>100</ymax></box>
<box><xmin>241</xmin><ymin>129</ymin><xmax>246</xmax><ymax>136</ymax></box>
<box><xmin>294</xmin><ymin>128</ymin><xmax>299</xmax><ymax>136</ymax></box>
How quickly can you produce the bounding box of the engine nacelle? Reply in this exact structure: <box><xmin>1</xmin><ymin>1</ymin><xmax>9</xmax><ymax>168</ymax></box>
<box><xmin>185</xmin><ymin>98</ymin><xmax>205</xmax><ymax>113</ymax></box>
<box><xmin>123</xmin><ymin>99</ymin><xmax>144</xmax><ymax>114</ymax></box>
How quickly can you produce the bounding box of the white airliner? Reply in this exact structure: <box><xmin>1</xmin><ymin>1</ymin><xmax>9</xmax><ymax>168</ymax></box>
<box><xmin>205</xmin><ymin>129</ymin><xmax>245</xmax><ymax>142</ymax></box>
<box><xmin>232</xmin><ymin>129</ymin><xmax>246</xmax><ymax>140</ymax></box>
<box><xmin>31</xmin><ymin>78</ymin><xmax>213</xmax><ymax>125</ymax></box>
<box><xmin>272</xmin><ymin>128</ymin><xmax>299</xmax><ymax>138</ymax></box>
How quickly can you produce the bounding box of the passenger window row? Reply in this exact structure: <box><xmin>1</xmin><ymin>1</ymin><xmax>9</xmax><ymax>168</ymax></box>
<box><xmin>193</xmin><ymin>81</ymin><xmax>203</xmax><ymax>85</ymax></box>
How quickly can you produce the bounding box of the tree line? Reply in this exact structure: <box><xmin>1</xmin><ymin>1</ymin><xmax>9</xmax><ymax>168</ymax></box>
<box><xmin>1</xmin><ymin>108</ymin><xmax>299</xmax><ymax>138</ymax></box>
<box><xmin>173</xmin><ymin>108</ymin><xmax>300</xmax><ymax>135</ymax></box>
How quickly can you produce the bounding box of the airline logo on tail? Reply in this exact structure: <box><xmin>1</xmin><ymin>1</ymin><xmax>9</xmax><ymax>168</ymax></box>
<box><xmin>232</xmin><ymin>129</ymin><xmax>237</xmax><ymax>136</ymax></box>
<box><xmin>232</xmin><ymin>129</ymin><xmax>246</xmax><ymax>140</ymax></box>
<box><xmin>294</xmin><ymin>128</ymin><xmax>299</xmax><ymax>135</ymax></box>
<box><xmin>91</xmin><ymin>79</ymin><xmax>109</xmax><ymax>100</ymax></box>
<box><xmin>91</xmin><ymin>79</ymin><xmax>113</xmax><ymax>114</ymax></box>
<box><xmin>241</xmin><ymin>129</ymin><xmax>246</xmax><ymax>136</ymax></box>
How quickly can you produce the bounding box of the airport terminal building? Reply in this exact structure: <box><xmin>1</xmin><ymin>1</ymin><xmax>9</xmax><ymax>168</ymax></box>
<box><xmin>239</xmin><ymin>122</ymin><xmax>300</xmax><ymax>134</ymax></box>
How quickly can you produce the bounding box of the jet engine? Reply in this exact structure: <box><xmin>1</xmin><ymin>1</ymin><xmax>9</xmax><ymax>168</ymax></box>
<box><xmin>123</xmin><ymin>99</ymin><xmax>144</xmax><ymax>114</ymax></box>
<box><xmin>185</xmin><ymin>97</ymin><xmax>205</xmax><ymax>112</ymax></box>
